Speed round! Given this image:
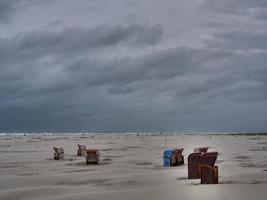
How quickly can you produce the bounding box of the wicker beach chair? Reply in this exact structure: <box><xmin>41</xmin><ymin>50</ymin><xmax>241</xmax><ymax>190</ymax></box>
<box><xmin>77</xmin><ymin>144</ymin><xmax>87</xmax><ymax>156</ymax></box>
<box><xmin>164</xmin><ymin>148</ymin><xmax>184</xmax><ymax>167</ymax></box>
<box><xmin>188</xmin><ymin>152</ymin><xmax>202</xmax><ymax>179</ymax></box>
<box><xmin>200</xmin><ymin>152</ymin><xmax>219</xmax><ymax>184</ymax></box>
<box><xmin>171</xmin><ymin>148</ymin><xmax>184</xmax><ymax>166</ymax></box>
<box><xmin>53</xmin><ymin>147</ymin><xmax>64</xmax><ymax>160</ymax></box>
<box><xmin>86</xmin><ymin>149</ymin><xmax>100</xmax><ymax>165</ymax></box>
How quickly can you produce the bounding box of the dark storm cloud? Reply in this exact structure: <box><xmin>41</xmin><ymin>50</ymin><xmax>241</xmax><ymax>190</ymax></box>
<box><xmin>0</xmin><ymin>23</ymin><xmax>163</xmax><ymax>97</ymax></box>
<box><xmin>0</xmin><ymin>25</ymin><xmax>235</xmax><ymax>132</ymax></box>
<box><xmin>1</xmin><ymin>34</ymin><xmax>266</xmax><ymax>132</ymax></box>
<box><xmin>0</xmin><ymin>45</ymin><xmax>228</xmax><ymax>100</ymax></box>
<box><xmin>66</xmin><ymin>48</ymin><xmax>232</xmax><ymax>88</ymax></box>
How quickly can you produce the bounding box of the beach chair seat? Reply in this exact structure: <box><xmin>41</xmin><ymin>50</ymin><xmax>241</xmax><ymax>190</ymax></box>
<box><xmin>53</xmin><ymin>147</ymin><xmax>64</xmax><ymax>160</ymax></box>
<box><xmin>200</xmin><ymin>152</ymin><xmax>218</xmax><ymax>184</ymax></box>
<box><xmin>77</xmin><ymin>144</ymin><xmax>87</xmax><ymax>156</ymax></box>
<box><xmin>188</xmin><ymin>152</ymin><xmax>202</xmax><ymax>179</ymax></box>
<box><xmin>86</xmin><ymin>149</ymin><xmax>100</xmax><ymax>165</ymax></box>
<box><xmin>194</xmin><ymin>147</ymin><xmax>209</xmax><ymax>153</ymax></box>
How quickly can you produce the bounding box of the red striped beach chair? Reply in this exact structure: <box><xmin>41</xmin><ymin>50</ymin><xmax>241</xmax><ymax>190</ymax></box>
<box><xmin>86</xmin><ymin>149</ymin><xmax>100</xmax><ymax>165</ymax></box>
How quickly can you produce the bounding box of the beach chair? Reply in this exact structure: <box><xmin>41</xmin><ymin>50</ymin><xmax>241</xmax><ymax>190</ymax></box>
<box><xmin>86</xmin><ymin>149</ymin><xmax>100</xmax><ymax>165</ymax></box>
<box><xmin>77</xmin><ymin>144</ymin><xmax>87</xmax><ymax>156</ymax></box>
<box><xmin>171</xmin><ymin>148</ymin><xmax>184</xmax><ymax>166</ymax></box>
<box><xmin>200</xmin><ymin>152</ymin><xmax>219</xmax><ymax>184</ymax></box>
<box><xmin>188</xmin><ymin>152</ymin><xmax>202</xmax><ymax>179</ymax></box>
<box><xmin>164</xmin><ymin>148</ymin><xmax>184</xmax><ymax>167</ymax></box>
<box><xmin>53</xmin><ymin>147</ymin><xmax>64</xmax><ymax>160</ymax></box>
<box><xmin>163</xmin><ymin>149</ymin><xmax>173</xmax><ymax>167</ymax></box>
<box><xmin>194</xmin><ymin>147</ymin><xmax>209</xmax><ymax>153</ymax></box>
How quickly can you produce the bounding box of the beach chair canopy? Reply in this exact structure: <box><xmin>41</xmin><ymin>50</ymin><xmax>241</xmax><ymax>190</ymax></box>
<box><xmin>173</xmin><ymin>148</ymin><xmax>184</xmax><ymax>154</ymax></box>
<box><xmin>194</xmin><ymin>147</ymin><xmax>209</xmax><ymax>153</ymax></box>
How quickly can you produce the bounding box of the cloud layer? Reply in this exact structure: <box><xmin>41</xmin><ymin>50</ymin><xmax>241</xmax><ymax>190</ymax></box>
<box><xmin>0</xmin><ymin>0</ymin><xmax>267</xmax><ymax>132</ymax></box>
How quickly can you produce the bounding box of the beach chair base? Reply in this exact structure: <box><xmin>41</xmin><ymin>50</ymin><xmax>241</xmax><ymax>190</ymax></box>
<box><xmin>86</xmin><ymin>160</ymin><xmax>98</xmax><ymax>165</ymax></box>
<box><xmin>171</xmin><ymin>155</ymin><xmax>184</xmax><ymax>166</ymax></box>
<box><xmin>201</xmin><ymin>165</ymin><xmax>218</xmax><ymax>184</ymax></box>
<box><xmin>77</xmin><ymin>149</ymin><xmax>82</xmax><ymax>156</ymax></box>
<box><xmin>54</xmin><ymin>154</ymin><xmax>64</xmax><ymax>160</ymax></box>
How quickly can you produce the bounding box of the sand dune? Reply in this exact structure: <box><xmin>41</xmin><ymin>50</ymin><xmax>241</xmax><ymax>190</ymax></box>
<box><xmin>0</xmin><ymin>134</ymin><xmax>267</xmax><ymax>200</ymax></box>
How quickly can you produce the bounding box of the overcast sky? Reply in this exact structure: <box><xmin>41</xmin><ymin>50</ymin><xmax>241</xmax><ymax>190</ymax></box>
<box><xmin>0</xmin><ymin>0</ymin><xmax>267</xmax><ymax>133</ymax></box>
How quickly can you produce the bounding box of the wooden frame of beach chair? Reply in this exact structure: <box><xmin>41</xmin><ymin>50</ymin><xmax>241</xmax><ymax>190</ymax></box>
<box><xmin>200</xmin><ymin>152</ymin><xmax>218</xmax><ymax>184</ymax></box>
<box><xmin>86</xmin><ymin>149</ymin><xmax>100</xmax><ymax>165</ymax></box>
<box><xmin>171</xmin><ymin>148</ymin><xmax>184</xmax><ymax>166</ymax></box>
<box><xmin>77</xmin><ymin>144</ymin><xmax>87</xmax><ymax>156</ymax></box>
<box><xmin>53</xmin><ymin>147</ymin><xmax>64</xmax><ymax>160</ymax></box>
<box><xmin>188</xmin><ymin>152</ymin><xmax>202</xmax><ymax>179</ymax></box>
<box><xmin>194</xmin><ymin>147</ymin><xmax>209</xmax><ymax>153</ymax></box>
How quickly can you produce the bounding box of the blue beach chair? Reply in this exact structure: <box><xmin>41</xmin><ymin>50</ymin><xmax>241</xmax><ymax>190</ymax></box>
<box><xmin>163</xmin><ymin>149</ymin><xmax>173</xmax><ymax>167</ymax></box>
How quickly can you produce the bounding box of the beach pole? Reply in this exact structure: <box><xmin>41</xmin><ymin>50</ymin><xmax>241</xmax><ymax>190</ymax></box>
<box><xmin>165</xmin><ymin>134</ymin><xmax>168</xmax><ymax>147</ymax></box>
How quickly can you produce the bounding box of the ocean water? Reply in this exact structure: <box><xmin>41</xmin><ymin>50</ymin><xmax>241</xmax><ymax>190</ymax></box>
<box><xmin>0</xmin><ymin>131</ymin><xmax>235</xmax><ymax>137</ymax></box>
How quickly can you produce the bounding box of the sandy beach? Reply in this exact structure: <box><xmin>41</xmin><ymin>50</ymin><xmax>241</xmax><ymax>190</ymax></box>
<box><xmin>0</xmin><ymin>133</ymin><xmax>267</xmax><ymax>200</ymax></box>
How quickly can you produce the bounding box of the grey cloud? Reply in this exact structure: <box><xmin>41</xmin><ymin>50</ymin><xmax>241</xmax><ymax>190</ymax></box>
<box><xmin>1</xmin><ymin>0</ymin><xmax>267</xmax><ymax>132</ymax></box>
<box><xmin>8</xmin><ymin>23</ymin><xmax>163</xmax><ymax>60</ymax></box>
<box><xmin>1</xmin><ymin>46</ymin><xmax>230</xmax><ymax>100</ymax></box>
<box><xmin>203</xmin><ymin>0</ymin><xmax>267</xmax><ymax>16</ymax></box>
<box><xmin>0</xmin><ymin>23</ymin><xmax>164</xmax><ymax>93</ymax></box>
<box><xmin>253</xmin><ymin>8</ymin><xmax>267</xmax><ymax>20</ymax></box>
<box><xmin>46</xmin><ymin>20</ymin><xmax>64</xmax><ymax>28</ymax></box>
<box><xmin>0</xmin><ymin>0</ymin><xmax>50</xmax><ymax>23</ymax></box>
<box><xmin>2</xmin><ymin>44</ymin><xmax>266</xmax><ymax>104</ymax></box>
<box><xmin>205</xmin><ymin>30</ymin><xmax>267</xmax><ymax>51</ymax></box>
<box><xmin>0</xmin><ymin>0</ymin><xmax>18</xmax><ymax>23</ymax></box>
<box><xmin>0</xmin><ymin>23</ymin><xmax>163</xmax><ymax>112</ymax></box>
<box><xmin>1</xmin><ymin>45</ymin><xmax>267</xmax><ymax>132</ymax></box>
<box><xmin>63</xmin><ymin>47</ymin><xmax>233</xmax><ymax>92</ymax></box>
<box><xmin>85</xmin><ymin>0</ymin><xmax>110</xmax><ymax>11</ymax></box>
<box><xmin>200</xmin><ymin>1</ymin><xmax>267</xmax><ymax>52</ymax></box>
